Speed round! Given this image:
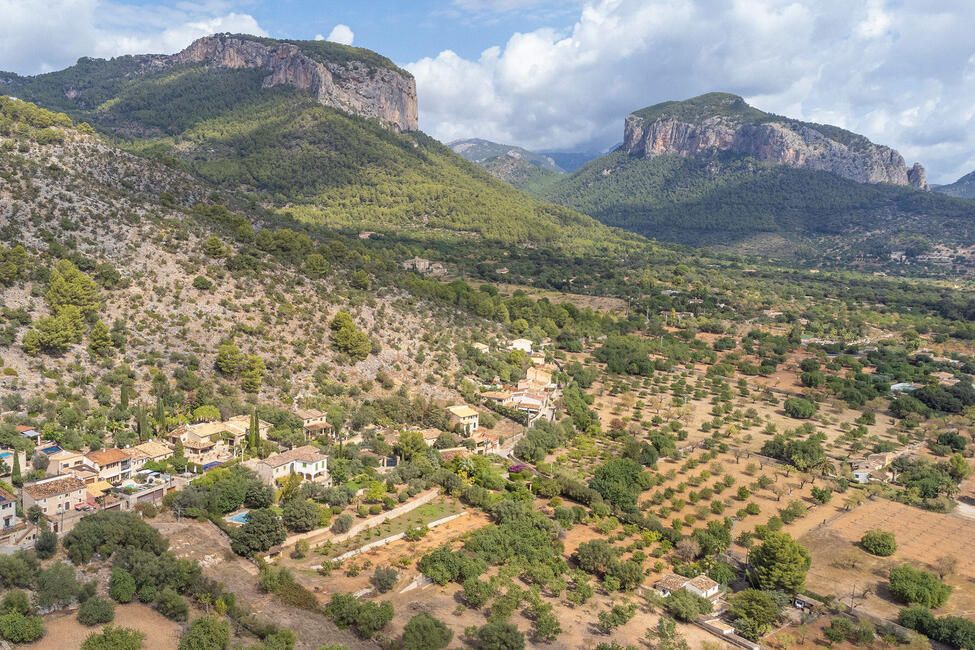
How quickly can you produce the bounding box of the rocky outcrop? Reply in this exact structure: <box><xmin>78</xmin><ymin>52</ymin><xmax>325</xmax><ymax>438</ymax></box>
<box><xmin>907</xmin><ymin>163</ymin><xmax>928</xmax><ymax>190</ymax></box>
<box><xmin>624</xmin><ymin>100</ymin><xmax>927</xmax><ymax>189</ymax></box>
<box><xmin>161</xmin><ymin>35</ymin><xmax>417</xmax><ymax>131</ymax></box>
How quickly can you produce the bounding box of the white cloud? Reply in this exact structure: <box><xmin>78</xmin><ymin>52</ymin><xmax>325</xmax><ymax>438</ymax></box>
<box><xmin>0</xmin><ymin>0</ymin><xmax>266</xmax><ymax>75</ymax></box>
<box><xmin>407</xmin><ymin>0</ymin><xmax>975</xmax><ymax>183</ymax></box>
<box><xmin>325</xmin><ymin>24</ymin><xmax>354</xmax><ymax>46</ymax></box>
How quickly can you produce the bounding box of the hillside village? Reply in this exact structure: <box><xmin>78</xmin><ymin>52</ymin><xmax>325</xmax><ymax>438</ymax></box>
<box><xmin>3</xmin><ymin>20</ymin><xmax>975</xmax><ymax>650</ymax></box>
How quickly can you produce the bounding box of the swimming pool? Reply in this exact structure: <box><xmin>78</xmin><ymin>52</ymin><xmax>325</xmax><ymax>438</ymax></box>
<box><xmin>40</xmin><ymin>445</ymin><xmax>63</xmax><ymax>455</ymax></box>
<box><xmin>227</xmin><ymin>511</ymin><xmax>249</xmax><ymax>524</ymax></box>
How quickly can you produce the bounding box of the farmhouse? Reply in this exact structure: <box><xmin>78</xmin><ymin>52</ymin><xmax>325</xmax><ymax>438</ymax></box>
<box><xmin>0</xmin><ymin>488</ymin><xmax>18</xmax><ymax>531</ymax></box>
<box><xmin>448</xmin><ymin>405</ymin><xmax>479</xmax><ymax>433</ymax></box>
<box><xmin>46</xmin><ymin>449</ymin><xmax>89</xmax><ymax>477</ymax></box>
<box><xmin>294</xmin><ymin>408</ymin><xmax>333</xmax><ymax>440</ymax></box>
<box><xmin>127</xmin><ymin>440</ymin><xmax>173</xmax><ymax>466</ymax></box>
<box><xmin>251</xmin><ymin>445</ymin><xmax>329</xmax><ymax>486</ymax></box>
<box><xmin>509</xmin><ymin>338</ymin><xmax>533</xmax><ymax>353</ymax></box>
<box><xmin>85</xmin><ymin>448</ymin><xmax>134</xmax><ymax>483</ymax></box>
<box><xmin>22</xmin><ymin>476</ymin><xmax>87</xmax><ymax>521</ymax></box>
<box><xmin>653</xmin><ymin>573</ymin><xmax>721</xmax><ymax>600</ymax></box>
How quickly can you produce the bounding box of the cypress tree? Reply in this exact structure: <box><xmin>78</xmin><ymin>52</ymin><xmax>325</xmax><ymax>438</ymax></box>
<box><xmin>249</xmin><ymin>407</ymin><xmax>258</xmax><ymax>450</ymax></box>
<box><xmin>136</xmin><ymin>404</ymin><xmax>149</xmax><ymax>441</ymax></box>
<box><xmin>120</xmin><ymin>384</ymin><xmax>129</xmax><ymax>410</ymax></box>
<box><xmin>11</xmin><ymin>451</ymin><xmax>21</xmax><ymax>487</ymax></box>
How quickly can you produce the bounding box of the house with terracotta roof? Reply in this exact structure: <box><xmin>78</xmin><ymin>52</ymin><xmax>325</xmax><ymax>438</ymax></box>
<box><xmin>168</xmin><ymin>424</ymin><xmax>231</xmax><ymax>465</ymax></box>
<box><xmin>0</xmin><ymin>488</ymin><xmax>18</xmax><ymax>531</ymax></box>
<box><xmin>22</xmin><ymin>476</ymin><xmax>86</xmax><ymax>520</ymax></box>
<box><xmin>46</xmin><ymin>449</ymin><xmax>90</xmax><ymax>477</ymax></box>
<box><xmin>448</xmin><ymin>405</ymin><xmax>479</xmax><ymax>434</ymax></box>
<box><xmin>481</xmin><ymin>390</ymin><xmax>511</xmax><ymax>404</ymax></box>
<box><xmin>250</xmin><ymin>445</ymin><xmax>329</xmax><ymax>486</ymax></box>
<box><xmin>524</xmin><ymin>366</ymin><xmax>554</xmax><ymax>388</ymax></box>
<box><xmin>127</xmin><ymin>440</ymin><xmax>173</xmax><ymax>467</ymax></box>
<box><xmin>85</xmin><ymin>448</ymin><xmax>135</xmax><ymax>483</ymax></box>
<box><xmin>295</xmin><ymin>409</ymin><xmax>334</xmax><ymax>440</ymax></box>
<box><xmin>16</xmin><ymin>425</ymin><xmax>42</xmax><ymax>443</ymax></box>
<box><xmin>653</xmin><ymin>573</ymin><xmax>721</xmax><ymax>600</ymax></box>
<box><xmin>419</xmin><ymin>428</ymin><xmax>445</xmax><ymax>447</ymax></box>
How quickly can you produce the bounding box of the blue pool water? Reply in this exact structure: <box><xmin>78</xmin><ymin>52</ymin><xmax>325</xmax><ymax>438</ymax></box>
<box><xmin>40</xmin><ymin>445</ymin><xmax>63</xmax><ymax>455</ymax></box>
<box><xmin>227</xmin><ymin>511</ymin><xmax>249</xmax><ymax>524</ymax></box>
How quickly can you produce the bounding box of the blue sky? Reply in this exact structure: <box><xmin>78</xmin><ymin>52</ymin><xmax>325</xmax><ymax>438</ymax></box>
<box><xmin>236</xmin><ymin>1</ymin><xmax>581</xmax><ymax>65</ymax></box>
<box><xmin>2</xmin><ymin>0</ymin><xmax>975</xmax><ymax>183</ymax></box>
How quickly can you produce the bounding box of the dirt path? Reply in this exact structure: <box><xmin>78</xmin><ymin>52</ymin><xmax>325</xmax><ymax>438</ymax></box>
<box><xmin>153</xmin><ymin>517</ymin><xmax>376</xmax><ymax>650</ymax></box>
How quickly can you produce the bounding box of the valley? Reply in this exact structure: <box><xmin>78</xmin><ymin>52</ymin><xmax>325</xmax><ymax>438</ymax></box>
<box><xmin>0</xmin><ymin>27</ymin><xmax>975</xmax><ymax>650</ymax></box>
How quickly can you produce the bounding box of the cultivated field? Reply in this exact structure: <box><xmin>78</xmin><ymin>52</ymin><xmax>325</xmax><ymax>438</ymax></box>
<box><xmin>802</xmin><ymin>498</ymin><xmax>975</xmax><ymax>619</ymax></box>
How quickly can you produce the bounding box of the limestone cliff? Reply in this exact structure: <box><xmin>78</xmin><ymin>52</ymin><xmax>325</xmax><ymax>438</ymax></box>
<box><xmin>624</xmin><ymin>93</ymin><xmax>927</xmax><ymax>189</ymax></box>
<box><xmin>161</xmin><ymin>34</ymin><xmax>417</xmax><ymax>131</ymax></box>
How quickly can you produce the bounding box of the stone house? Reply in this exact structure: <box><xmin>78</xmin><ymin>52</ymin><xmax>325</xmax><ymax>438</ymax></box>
<box><xmin>448</xmin><ymin>405</ymin><xmax>479</xmax><ymax>434</ymax></box>
<box><xmin>251</xmin><ymin>445</ymin><xmax>329</xmax><ymax>486</ymax></box>
<box><xmin>22</xmin><ymin>476</ymin><xmax>87</xmax><ymax>520</ymax></box>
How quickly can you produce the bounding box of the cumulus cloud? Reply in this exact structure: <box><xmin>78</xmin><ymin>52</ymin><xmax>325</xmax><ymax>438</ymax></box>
<box><xmin>408</xmin><ymin>0</ymin><xmax>975</xmax><ymax>183</ymax></box>
<box><xmin>325</xmin><ymin>24</ymin><xmax>354</xmax><ymax>46</ymax></box>
<box><xmin>0</xmin><ymin>0</ymin><xmax>266</xmax><ymax>75</ymax></box>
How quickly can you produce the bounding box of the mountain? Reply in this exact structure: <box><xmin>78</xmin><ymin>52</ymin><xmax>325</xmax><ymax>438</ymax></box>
<box><xmin>526</xmin><ymin>93</ymin><xmax>975</xmax><ymax>260</ymax></box>
<box><xmin>625</xmin><ymin>93</ymin><xmax>927</xmax><ymax>188</ymax></box>
<box><xmin>2</xmin><ymin>35</ymin><xmax>643</xmax><ymax>258</ymax></box>
<box><xmin>448</xmin><ymin>138</ymin><xmax>564</xmax><ymax>172</ymax></box>
<box><xmin>477</xmin><ymin>153</ymin><xmax>562</xmax><ymax>193</ymax></box>
<box><xmin>2</xmin><ymin>33</ymin><xmax>417</xmax><ymax>131</ymax></box>
<box><xmin>540</xmin><ymin>150</ymin><xmax>607</xmax><ymax>173</ymax></box>
<box><xmin>933</xmin><ymin>170</ymin><xmax>975</xmax><ymax>199</ymax></box>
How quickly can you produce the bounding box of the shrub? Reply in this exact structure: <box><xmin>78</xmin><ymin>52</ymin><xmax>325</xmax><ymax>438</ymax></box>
<box><xmin>178</xmin><ymin>615</ymin><xmax>230</xmax><ymax>650</ymax></box>
<box><xmin>665</xmin><ymin>590</ymin><xmax>713</xmax><ymax>622</ymax></box>
<box><xmin>476</xmin><ymin>621</ymin><xmax>525</xmax><ymax>650</ymax></box>
<box><xmin>78</xmin><ymin>597</ymin><xmax>115</xmax><ymax>626</ymax></box>
<box><xmin>156</xmin><ymin>587</ymin><xmax>189</xmax><ymax>621</ymax></box>
<box><xmin>402</xmin><ymin>612</ymin><xmax>453</xmax><ymax>650</ymax></box>
<box><xmin>331</xmin><ymin>513</ymin><xmax>354</xmax><ymax>533</ymax></box>
<box><xmin>889</xmin><ymin>565</ymin><xmax>952</xmax><ymax>608</ymax></box>
<box><xmin>109</xmin><ymin>568</ymin><xmax>136</xmax><ymax>603</ymax></box>
<box><xmin>81</xmin><ymin>625</ymin><xmax>145</xmax><ymax>650</ymax></box>
<box><xmin>462</xmin><ymin>578</ymin><xmax>493</xmax><ymax>608</ymax></box>
<box><xmin>0</xmin><ymin>611</ymin><xmax>44</xmax><ymax>643</ymax></box>
<box><xmin>372</xmin><ymin>566</ymin><xmax>399</xmax><ymax>593</ymax></box>
<box><xmin>861</xmin><ymin>530</ymin><xmax>897</xmax><ymax>556</ymax></box>
<box><xmin>784</xmin><ymin>398</ymin><xmax>817</xmax><ymax>419</ymax></box>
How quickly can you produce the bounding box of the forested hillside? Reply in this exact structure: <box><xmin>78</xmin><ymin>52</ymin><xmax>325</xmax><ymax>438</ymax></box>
<box><xmin>3</xmin><ymin>41</ymin><xmax>643</xmax><ymax>257</ymax></box>
<box><xmin>529</xmin><ymin>149</ymin><xmax>975</xmax><ymax>262</ymax></box>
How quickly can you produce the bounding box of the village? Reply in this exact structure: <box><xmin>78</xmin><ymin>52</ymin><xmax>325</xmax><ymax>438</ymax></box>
<box><xmin>0</xmin><ymin>335</ymin><xmax>565</xmax><ymax>558</ymax></box>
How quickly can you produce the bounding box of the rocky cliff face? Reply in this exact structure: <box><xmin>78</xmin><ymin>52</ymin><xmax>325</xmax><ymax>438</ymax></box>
<box><xmin>624</xmin><ymin>99</ymin><xmax>927</xmax><ymax>189</ymax></box>
<box><xmin>162</xmin><ymin>35</ymin><xmax>417</xmax><ymax>131</ymax></box>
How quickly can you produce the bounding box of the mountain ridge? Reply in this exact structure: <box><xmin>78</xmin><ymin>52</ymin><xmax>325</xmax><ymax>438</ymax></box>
<box><xmin>624</xmin><ymin>92</ymin><xmax>927</xmax><ymax>189</ymax></box>
<box><xmin>2</xmin><ymin>33</ymin><xmax>418</xmax><ymax>131</ymax></box>
<box><xmin>447</xmin><ymin>138</ymin><xmax>565</xmax><ymax>172</ymax></box>
<box><xmin>934</xmin><ymin>169</ymin><xmax>975</xmax><ymax>199</ymax></box>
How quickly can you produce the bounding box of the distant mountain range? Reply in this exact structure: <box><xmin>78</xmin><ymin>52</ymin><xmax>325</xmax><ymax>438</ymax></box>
<box><xmin>933</xmin><ymin>170</ymin><xmax>975</xmax><ymax>199</ymax></box>
<box><xmin>461</xmin><ymin>93</ymin><xmax>975</xmax><ymax>262</ymax></box>
<box><xmin>447</xmin><ymin>138</ymin><xmax>565</xmax><ymax>172</ymax></box>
